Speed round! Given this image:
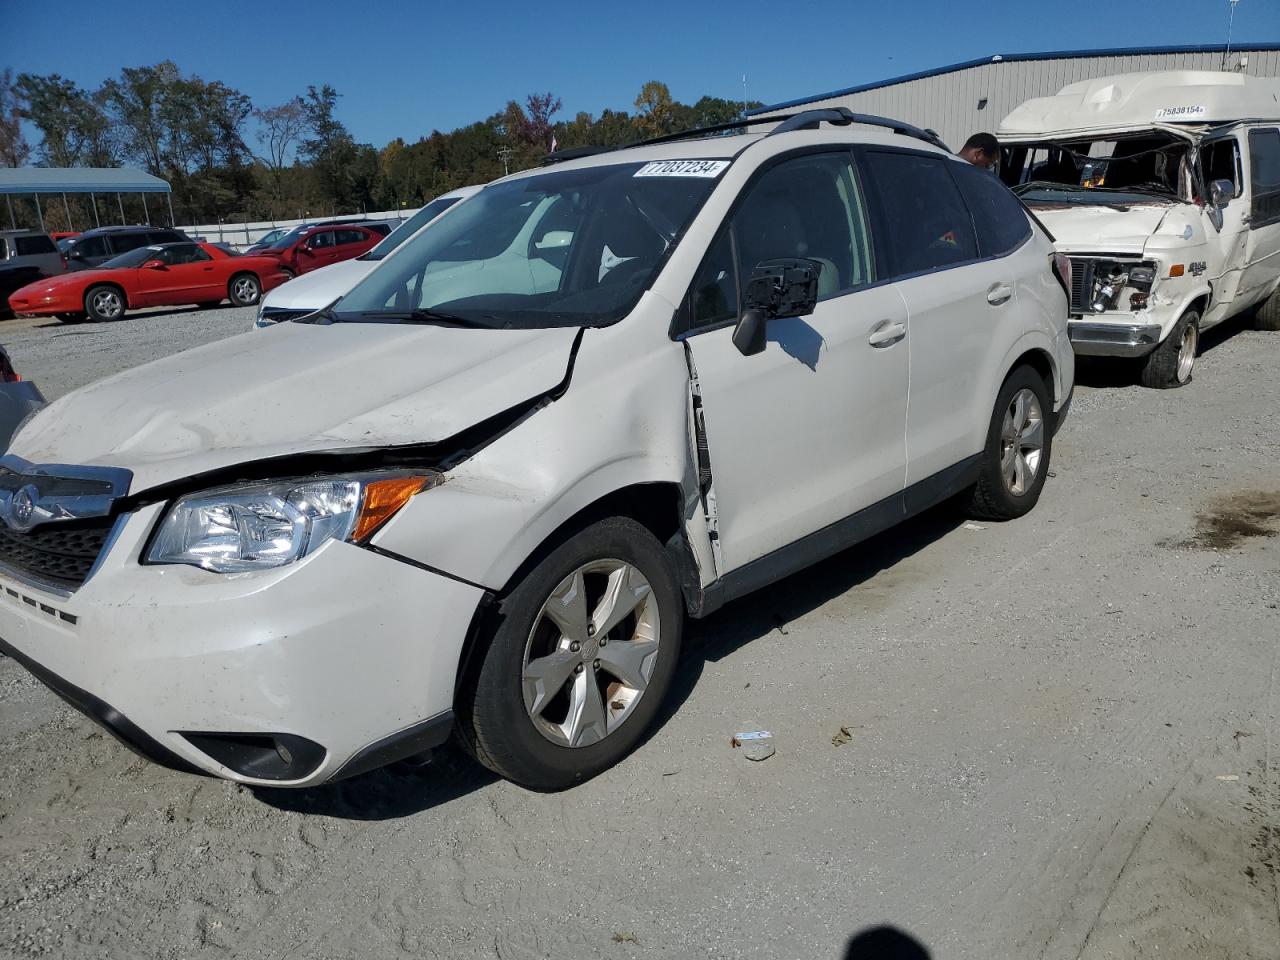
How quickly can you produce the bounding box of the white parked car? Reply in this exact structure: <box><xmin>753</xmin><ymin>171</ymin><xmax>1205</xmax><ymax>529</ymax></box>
<box><xmin>0</xmin><ymin>110</ymin><xmax>1072</xmax><ymax>790</ymax></box>
<box><xmin>998</xmin><ymin>70</ymin><xmax>1280</xmax><ymax>387</ymax></box>
<box><xmin>253</xmin><ymin>186</ymin><xmax>482</xmax><ymax>328</ymax></box>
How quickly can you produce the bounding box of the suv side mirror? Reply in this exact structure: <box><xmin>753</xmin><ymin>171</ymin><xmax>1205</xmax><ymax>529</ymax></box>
<box><xmin>1209</xmin><ymin>179</ymin><xmax>1234</xmax><ymax>208</ymax></box>
<box><xmin>731</xmin><ymin>258</ymin><xmax>822</xmax><ymax>356</ymax></box>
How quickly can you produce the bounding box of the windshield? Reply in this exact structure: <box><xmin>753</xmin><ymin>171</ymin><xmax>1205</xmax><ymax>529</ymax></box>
<box><xmin>1002</xmin><ymin>133</ymin><xmax>1189</xmax><ymax>205</ymax></box>
<box><xmin>266</xmin><ymin>225</ymin><xmax>310</xmax><ymax>251</ymax></box>
<box><xmin>360</xmin><ymin>196</ymin><xmax>464</xmax><ymax>262</ymax></box>
<box><xmin>335</xmin><ymin>161</ymin><xmax>725</xmax><ymax>329</ymax></box>
<box><xmin>255</xmin><ymin>228</ymin><xmax>286</xmax><ymax>245</ymax></box>
<box><xmin>55</xmin><ymin>237</ymin><xmax>73</xmax><ymax>253</ymax></box>
<box><xmin>101</xmin><ymin>245</ymin><xmax>164</xmax><ymax>269</ymax></box>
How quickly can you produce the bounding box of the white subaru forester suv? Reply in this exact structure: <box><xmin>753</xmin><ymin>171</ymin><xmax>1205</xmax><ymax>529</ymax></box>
<box><xmin>0</xmin><ymin>109</ymin><xmax>1073</xmax><ymax>791</ymax></box>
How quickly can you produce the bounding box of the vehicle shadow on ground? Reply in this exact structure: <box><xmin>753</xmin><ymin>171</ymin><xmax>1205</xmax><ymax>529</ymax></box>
<box><xmin>256</xmin><ymin>499</ymin><xmax>965</xmax><ymax>820</ymax></box>
<box><xmin>1072</xmin><ymin>308</ymin><xmax>1257</xmax><ymax>388</ymax></box>
<box><xmin>844</xmin><ymin>925</ymin><xmax>932</xmax><ymax>959</ymax></box>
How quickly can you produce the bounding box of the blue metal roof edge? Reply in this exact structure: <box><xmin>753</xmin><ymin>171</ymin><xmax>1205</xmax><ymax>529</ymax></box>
<box><xmin>746</xmin><ymin>42</ymin><xmax>1280</xmax><ymax>116</ymax></box>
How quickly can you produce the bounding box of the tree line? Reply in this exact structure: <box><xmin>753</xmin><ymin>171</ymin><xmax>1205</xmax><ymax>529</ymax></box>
<box><xmin>0</xmin><ymin>64</ymin><xmax>759</xmax><ymax>227</ymax></box>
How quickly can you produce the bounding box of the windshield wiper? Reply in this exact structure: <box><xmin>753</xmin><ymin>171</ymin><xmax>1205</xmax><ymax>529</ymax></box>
<box><xmin>349</xmin><ymin>308</ymin><xmax>495</xmax><ymax>328</ymax></box>
<box><xmin>1013</xmin><ymin>181</ymin><xmax>1085</xmax><ymax>195</ymax></box>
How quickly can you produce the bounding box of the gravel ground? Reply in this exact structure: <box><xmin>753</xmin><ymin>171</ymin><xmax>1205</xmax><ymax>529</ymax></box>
<box><xmin>0</xmin><ymin>308</ymin><xmax>1277</xmax><ymax>960</ymax></box>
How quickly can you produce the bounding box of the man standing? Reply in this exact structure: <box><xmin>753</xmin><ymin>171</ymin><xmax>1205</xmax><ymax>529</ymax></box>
<box><xmin>959</xmin><ymin>133</ymin><xmax>1000</xmax><ymax>169</ymax></box>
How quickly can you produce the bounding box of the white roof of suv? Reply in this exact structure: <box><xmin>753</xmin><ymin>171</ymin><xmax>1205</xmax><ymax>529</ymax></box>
<box><xmin>999</xmin><ymin>70</ymin><xmax>1280</xmax><ymax>141</ymax></box>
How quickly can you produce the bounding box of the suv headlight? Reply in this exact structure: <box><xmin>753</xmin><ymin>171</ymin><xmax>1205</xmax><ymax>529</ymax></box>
<box><xmin>146</xmin><ymin>472</ymin><xmax>437</xmax><ymax>573</ymax></box>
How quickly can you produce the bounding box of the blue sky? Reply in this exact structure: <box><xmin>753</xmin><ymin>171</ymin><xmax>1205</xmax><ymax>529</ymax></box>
<box><xmin>3</xmin><ymin>0</ymin><xmax>1278</xmax><ymax>147</ymax></box>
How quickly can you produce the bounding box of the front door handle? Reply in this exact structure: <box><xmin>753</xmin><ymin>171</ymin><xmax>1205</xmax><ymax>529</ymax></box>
<box><xmin>868</xmin><ymin>319</ymin><xmax>907</xmax><ymax>347</ymax></box>
<box><xmin>987</xmin><ymin>283</ymin><xmax>1013</xmax><ymax>306</ymax></box>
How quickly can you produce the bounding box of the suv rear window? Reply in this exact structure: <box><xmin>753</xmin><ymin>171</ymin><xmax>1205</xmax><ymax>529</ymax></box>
<box><xmin>71</xmin><ymin>235</ymin><xmax>109</xmax><ymax>259</ymax></box>
<box><xmin>109</xmin><ymin>232</ymin><xmax>153</xmax><ymax>254</ymax></box>
<box><xmin>147</xmin><ymin>230</ymin><xmax>184</xmax><ymax>245</ymax></box>
<box><xmin>951</xmin><ymin>163</ymin><xmax>1032</xmax><ymax>258</ymax></box>
<box><xmin>14</xmin><ymin>235</ymin><xmax>57</xmax><ymax>256</ymax></box>
<box><xmin>864</xmin><ymin>152</ymin><xmax>978</xmax><ymax>277</ymax></box>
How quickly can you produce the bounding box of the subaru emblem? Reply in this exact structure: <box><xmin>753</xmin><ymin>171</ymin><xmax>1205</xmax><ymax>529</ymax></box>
<box><xmin>8</xmin><ymin>484</ymin><xmax>40</xmax><ymax>532</ymax></box>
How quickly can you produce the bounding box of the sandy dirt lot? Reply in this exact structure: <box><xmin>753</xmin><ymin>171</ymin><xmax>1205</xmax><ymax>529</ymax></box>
<box><xmin>0</xmin><ymin>307</ymin><xmax>1277</xmax><ymax>960</ymax></box>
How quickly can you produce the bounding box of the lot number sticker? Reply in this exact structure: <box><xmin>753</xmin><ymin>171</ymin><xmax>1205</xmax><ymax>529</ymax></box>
<box><xmin>634</xmin><ymin>159</ymin><xmax>731</xmax><ymax>178</ymax></box>
<box><xmin>1154</xmin><ymin>105</ymin><xmax>1207</xmax><ymax>121</ymax></box>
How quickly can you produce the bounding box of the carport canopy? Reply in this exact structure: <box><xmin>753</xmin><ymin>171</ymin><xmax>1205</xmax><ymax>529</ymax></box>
<box><xmin>0</xmin><ymin>167</ymin><xmax>174</xmax><ymax>232</ymax></box>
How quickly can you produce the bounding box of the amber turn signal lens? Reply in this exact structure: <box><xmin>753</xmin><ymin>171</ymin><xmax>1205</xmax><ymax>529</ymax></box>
<box><xmin>1168</xmin><ymin>264</ymin><xmax>1185</xmax><ymax>278</ymax></box>
<box><xmin>351</xmin><ymin>476</ymin><xmax>431</xmax><ymax>542</ymax></box>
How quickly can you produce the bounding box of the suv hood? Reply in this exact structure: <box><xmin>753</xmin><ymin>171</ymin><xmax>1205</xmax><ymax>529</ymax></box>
<box><xmin>261</xmin><ymin>259</ymin><xmax>373</xmax><ymax>311</ymax></box>
<box><xmin>1029</xmin><ymin>202</ymin><xmax>1177</xmax><ymax>255</ymax></box>
<box><xmin>10</xmin><ymin>321</ymin><xmax>579</xmax><ymax>493</ymax></box>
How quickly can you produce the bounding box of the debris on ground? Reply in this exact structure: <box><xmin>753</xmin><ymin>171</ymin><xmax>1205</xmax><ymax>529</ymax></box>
<box><xmin>731</xmin><ymin>730</ymin><xmax>775</xmax><ymax>761</ymax></box>
<box><xmin>1216</xmin><ymin>774</ymin><xmax>1240</xmax><ymax>782</ymax></box>
<box><xmin>962</xmin><ymin>522</ymin><xmax>986</xmax><ymax>531</ymax></box>
<box><xmin>612</xmin><ymin>932</ymin><xmax>640</xmax><ymax>944</ymax></box>
<box><xmin>831</xmin><ymin>726</ymin><xmax>854</xmax><ymax>747</ymax></box>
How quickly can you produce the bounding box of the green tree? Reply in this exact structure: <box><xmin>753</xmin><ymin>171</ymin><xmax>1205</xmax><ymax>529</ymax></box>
<box><xmin>634</xmin><ymin>81</ymin><xmax>675</xmax><ymax>138</ymax></box>
<box><xmin>15</xmin><ymin>73</ymin><xmax>114</xmax><ymax>167</ymax></box>
<box><xmin>0</xmin><ymin>69</ymin><xmax>30</xmax><ymax>167</ymax></box>
<box><xmin>299</xmin><ymin>84</ymin><xmax>357</xmax><ymax>211</ymax></box>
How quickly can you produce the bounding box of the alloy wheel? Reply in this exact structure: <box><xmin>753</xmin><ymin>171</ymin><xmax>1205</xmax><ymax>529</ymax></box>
<box><xmin>91</xmin><ymin>289</ymin><xmax>122</xmax><ymax>320</ymax></box>
<box><xmin>1177</xmin><ymin>322</ymin><xmax>1198</xmax><ymax>382</ymax></box>
<box><xmin>233</xmin><ymin>277</ymin><xmax>259</xmax><ymax>304</ymax></box>
<box><xmin>522</xmin><ymin>559</ymin><xmax>661</xmax><ymax>748</ymax></box>
<box><xmin>1000</xmin><ymin>387</ymin><xmax>1044</xmax><ymax>496</ymax></box>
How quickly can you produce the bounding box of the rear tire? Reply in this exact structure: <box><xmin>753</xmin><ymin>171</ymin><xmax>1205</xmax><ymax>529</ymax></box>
<box><xmin>1140</xmin><ymin>309</ymin><xmax>1198</xmax><ymax>388</ymax></box>
<box><xmin>84</xmin><ymin>285</ymin><xmax>125</xmax><ymax>323</ymax></box>
<box><xmin>457</xmin><ymin>517</ymin><xmax>683</xmax><ymax>790</ymax></box>
<box><xmin>1256</xmin><ymin>290</ymin><xmax>1280</xmax><ymax>331</ymax></box>
<box><xmin>228</xmin><ymin>273</ymin><xmax>261</xmax><ymax>307</ymax></box>
<box><xmin>968</xmin><ymin>365</ymin><xmax>1053</xmax><ymax>521</ymax></box>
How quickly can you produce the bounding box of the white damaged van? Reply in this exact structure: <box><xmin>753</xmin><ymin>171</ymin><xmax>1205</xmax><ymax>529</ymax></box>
<box><xmin>998</xmin><ymin>70</ymin><xmax>1280</xmax><ymax>387</ymax></box>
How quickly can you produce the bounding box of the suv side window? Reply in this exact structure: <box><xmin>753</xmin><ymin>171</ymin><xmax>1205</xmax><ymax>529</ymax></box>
<box><xmin>950</xmin><ymin>163</ymin><xmax>1032</xmax><ymax>258</ymax></box>
<box><xmin>14</xmin><ymin>235</ymin><xmax>57</xmax><ymax>256</ymax></box>
<box><xmin>110</xmin><ymin>232</ymin><xmax>152</xmax><ymax>254</ymax></box>
<box><xmin>1199</xmin><ymin>138</ymin><xmax>1242</xmax><ymax>199</ymax></box>
<box><xmin>72</xmin><ymin>236</ymin><xmax>109</xmax><ymax>259</ymax></box>
<box><xmin>310</xmin><ymin>231</ymin><xmax>335</xmax><ymax>249</ymax></box>
<box><xmin>685</xmin><ymin>151</ymin><xmax>874</xmax><ymax>333</ymax></box>
<box><xmin>863</xmin><ymin>151</ymin><xmax>978</xmax><ymax>277</ymax></box>
<box><xmin>1248</xmin><ymin>128</ymin><xmax>1280</xmax><ymax>228</ymax></box>
<box><xmin>335</xmin><ymin>229</ymin><xmax>366</xmax><ymax>245</ymax></box>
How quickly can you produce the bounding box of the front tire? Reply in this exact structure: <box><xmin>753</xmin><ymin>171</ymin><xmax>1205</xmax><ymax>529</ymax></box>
<box><xmin>1140</xmin><ymin>309</ymin><xmax>1198</xmax><ymax>388</ymax></box>
<box><xmin>228</xmin><ymin>273</ymin><xmax>261</xmax><ymax>307</ymax></box>
<box><xmin>1256</xmin><ymin>289</ymin><xmax>1280</xmax><ymax>331</ymax></box>
<box><xmin>968</xmin><ymin>365</ymin><xmax>1053</xmax><ymax>521</ymax></box>
<box><xmin>84</xmin><ymin>285</ymin><xmax>125</xmax><ymax>322</ymax></box>
<box><xmin>457</xmin><ymin>517</ymin><xmax>683</xmax><ymax>790</ymax></box>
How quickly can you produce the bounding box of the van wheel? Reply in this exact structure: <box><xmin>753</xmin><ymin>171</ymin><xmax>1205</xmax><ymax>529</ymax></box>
<box><xmin>84</xmin><ymin>286</ymin><xmax>125</xmax><ymax>322</ymax></box>
<box><xmin>1140</xmin><ymin>309</ymin><xmax>1198</xmax><ymax>388</ymax></box>
<box><xmin>457</xmin><ymin>517</ymin><xmax>683</xmax><ymax>790</ymax></box>
<box><xmin>968</xmin><ymin>365</ymin><xmax>1053</xmax><ymax>521</ymax></box>
<box><xmin>228</xmin><ymin>273</ymin><xmax>261</xmax><ymax>307</ymax></box>
<box><xmin>1256</xmin><ymin>290</ymin><xmax>1280</xmax><ymax>331</ymax></box>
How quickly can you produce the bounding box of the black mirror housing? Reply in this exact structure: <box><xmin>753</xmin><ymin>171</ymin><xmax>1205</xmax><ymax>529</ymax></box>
<box><xmin>731</xmin><ymin>258</ymin><xmax>822</xmax><ymax>356</ymax></box>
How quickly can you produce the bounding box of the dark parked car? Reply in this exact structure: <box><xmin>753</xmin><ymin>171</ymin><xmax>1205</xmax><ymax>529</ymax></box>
<box><xmin>62</xmin><ymin>226</ymin><xmax>190</xmax><ymax>271</ymax></box>
<box><xmin>0</xmin><ymin>345</ymin><xmax>44</xmax><ymax>451</ymax></box>
<box><xmin>0</xmin><ymin>230</ymin><xmax>64</xmax><ymax>319</ymax></box>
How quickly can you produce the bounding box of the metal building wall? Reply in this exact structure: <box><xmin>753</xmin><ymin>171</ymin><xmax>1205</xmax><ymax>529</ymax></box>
<box><xmin>754</xmin><ymin>49</ymin><xmax>1280</xmax><ymax>150</ymax></box>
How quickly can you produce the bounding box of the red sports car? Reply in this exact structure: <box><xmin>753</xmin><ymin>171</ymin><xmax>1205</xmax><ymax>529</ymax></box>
<box><xmin>7</xmin><ymin>241</ymin><xmax>290</xmax><ymax>323</ymax></box>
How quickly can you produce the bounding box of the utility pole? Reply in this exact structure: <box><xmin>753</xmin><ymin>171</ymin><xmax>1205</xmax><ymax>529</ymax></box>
<box><xmin>497</xmin><ymin>145</ymin><xmax>513</xmax><ymax>177</ymax></box>
<box><xmin>1222</xmin><ymin>0</ymin><xmax>1241</xmax><ymax>70</ymax></box>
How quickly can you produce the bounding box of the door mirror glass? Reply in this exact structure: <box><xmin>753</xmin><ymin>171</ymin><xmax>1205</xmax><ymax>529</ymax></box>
<box><xmin>731</xmin><ymin>258</ymin><xmax>822</xmax><ymax>356</ymax></box>
<box><xmin>1210</xmin><ymin>178</ymin><xmax>1234</xmax><ymax>208</ymax></box>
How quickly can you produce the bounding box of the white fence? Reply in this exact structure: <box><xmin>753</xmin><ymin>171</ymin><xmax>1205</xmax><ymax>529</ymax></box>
<box><xmin>178</xmin><ymin>206</ymin><xmax>424</xmax><ymax>248</ymax></box>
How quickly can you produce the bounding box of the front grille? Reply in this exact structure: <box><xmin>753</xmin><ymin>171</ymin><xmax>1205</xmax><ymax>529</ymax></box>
<box><xmin>0</xmin><ymin>516</ymin><xmax>115</xmax><ymax>591</ymax></box>
<box><xmin>1068</xmin><ymin>259</ymin><xmax>1094</xmax><ymax>315</ymax></box>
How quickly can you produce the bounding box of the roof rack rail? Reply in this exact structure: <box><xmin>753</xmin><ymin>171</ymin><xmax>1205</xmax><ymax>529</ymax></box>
<box><xmin>766</xmin><ymin>107</ymin><xmax>949</xmax><ymax>150</ymax></box>
<box><xmin>542</xmin><ymin>145</ymin><xmax>616</xmax><ymax>166</ymax></box>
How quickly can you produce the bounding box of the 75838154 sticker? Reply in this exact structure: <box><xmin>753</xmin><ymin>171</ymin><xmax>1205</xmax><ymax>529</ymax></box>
<box><xmin>634</xmin><ymin>159</ymin><xmax>731</xmax><ymax>178</ymax></box>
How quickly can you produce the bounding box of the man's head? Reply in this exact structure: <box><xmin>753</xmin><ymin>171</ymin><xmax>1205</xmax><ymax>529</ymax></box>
<box><xmin>960</xmin><ymin>132</ymin><xmax>1000</xmax><ymax>169</ymax></box>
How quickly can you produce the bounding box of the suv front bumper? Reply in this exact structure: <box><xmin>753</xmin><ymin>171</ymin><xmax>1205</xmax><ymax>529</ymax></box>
<box><xmin>1068</xmin><ymin>320</ymin><xmax>1162</xmax><ymax>357</ymax></box>
<box><xmin>0</xmin><ymin>503</ymin><xmax>484</xmax><ymax>787</ymax></box>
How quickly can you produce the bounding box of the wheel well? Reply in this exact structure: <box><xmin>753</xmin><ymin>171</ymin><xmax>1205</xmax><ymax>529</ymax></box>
<box><xmin>452</xmin><ymin>481</ymin><xmax>686</xmax><ymax>696</ymax></box>
<box><xmin>1010</xmin><ymin>348</ymin><xmax>1054</xmax><ymax>398</ymax></box>
<box><xmin>1186</xmin><ymin>293</ymin><xmax>1209</xmax><ymax>319</ymax></box>
<box><xmin>85</xmin><ymin>282</ymin><xmax>128</xmax><ymax>308</ymax></box>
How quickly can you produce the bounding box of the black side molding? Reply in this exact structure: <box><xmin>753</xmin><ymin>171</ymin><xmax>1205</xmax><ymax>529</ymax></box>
<box><xmin>328</xmin><ymin>711</ymin><xmax>455</xmax><ymax>782</ymax></box>
<box><xmin>695</xmin><ymin>454</ymin><xmax>982</xmax><ymax>617</ymax></box>
<box><xmin>0</xmin><ymin>635</ymin><xmax>204</xmax><ymax>776</ymax></box>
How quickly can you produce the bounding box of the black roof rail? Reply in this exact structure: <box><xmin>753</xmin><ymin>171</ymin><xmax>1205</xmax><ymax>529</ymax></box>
<box><xmin>538</xmin><ymin>109</ymin><xmax>949</xmax><ymax>168</ymax></box>
<box><xmin>766</xmin><ymin>107</ymin><xmax>950</xmax><ymax>150</ymax></box>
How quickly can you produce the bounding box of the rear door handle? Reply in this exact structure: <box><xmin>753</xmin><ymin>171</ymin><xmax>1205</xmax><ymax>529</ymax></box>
<box><xmin>868</xmin><ymin>319</ymin><xmax>907</xmax><ymax>347</ymax></box>
<box><xmin>987</xmin><ymin>283</ymin><xmax>1013</xmax><ymax>306</ymax></box>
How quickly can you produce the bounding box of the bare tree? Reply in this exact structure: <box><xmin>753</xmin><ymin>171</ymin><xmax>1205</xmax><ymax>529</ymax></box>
<box><xmin>251</xmin><ymin>98</ymin><xmax>307</xmax><ymax>197</ymax></box>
